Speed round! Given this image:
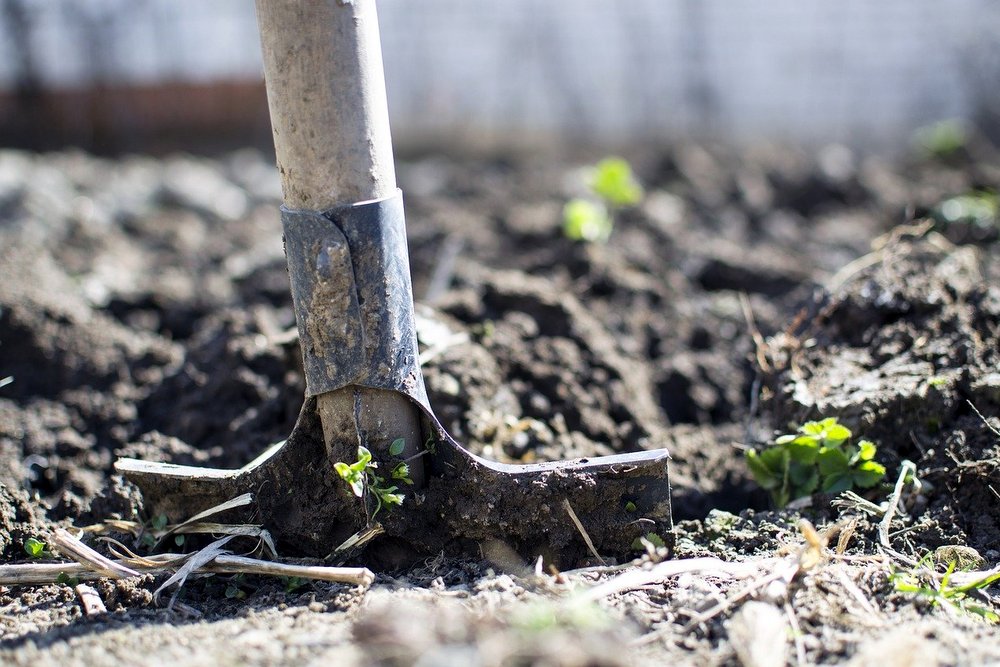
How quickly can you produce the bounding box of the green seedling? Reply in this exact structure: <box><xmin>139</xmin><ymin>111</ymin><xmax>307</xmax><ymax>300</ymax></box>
<box><xmin>563</xmin><ymin>199</ymin><xmax>613</xmax><ymax>243</ymax></box>
<box><xmin>913</xmin><ymin>119</ymin><xmax>967</xmax><ymax>159</ymax></box>
<box><xmin>23</xmin><ymin>537</ymin><xmax>47</xmax><ymax>559</ymax></box>
<box><xmin>933</xmin><ymin>190</ymin><xmax>998</xmax><ymax>232</ymax></box>
<box><xmin>630</xmin><ymin>532</ymin><xmax>666</xmax><ymax>552</ymax></box>
<box><xmin>563</xmin><ymin>157</ymin><xmax>644</xmax><ymax>242</ymax></box>
<box><xmin>891</xmin><ymin>556</ymin><xmax>1000</xmax><ymax>623</ymax></box>
<box><xmin>283</xmin><ymin>576</ymin><xmax>306</xmax><ymax>593</ymax></box>
<box><xmin>141</xmin><ymin>513</ymin><xmax>170</xmax><ymax>548</ymax></box>
<box><xmin>746</xmin><ymin>417</ymin><xmax>886</xmax><ymax>508</ymax></box>
<box><xmin>335</xmin><ymin>445</ymin><xmax>406</xmax><ymax>518</ymax></box>
<box><xmin>56</xmin><ymin>572</ymin><xmax>79</xmax><ymax>586</ymax></box>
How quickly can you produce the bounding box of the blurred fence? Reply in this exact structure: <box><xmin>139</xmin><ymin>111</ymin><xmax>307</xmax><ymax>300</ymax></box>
<box><xmin>1</xmin><ymin>0</ymin><xmax>998</xmax><ymax>152</ymax></box>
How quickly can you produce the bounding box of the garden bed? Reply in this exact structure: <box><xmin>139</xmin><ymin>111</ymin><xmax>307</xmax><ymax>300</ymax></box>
<box><xmin>1</xmin><ymin>141</ymin><xmax>999</xmax><ymax>664</ymax></box>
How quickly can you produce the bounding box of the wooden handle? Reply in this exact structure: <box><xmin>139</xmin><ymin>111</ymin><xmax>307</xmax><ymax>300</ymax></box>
<box><xmin>255</xmin><ymin>0</ymin><xmax>424</xmax><ymax>487</ymax></box>
<box><xmin>255</xmin><ymin>0</ymin><xmax>397</xmax><ymax>210</ymax></box>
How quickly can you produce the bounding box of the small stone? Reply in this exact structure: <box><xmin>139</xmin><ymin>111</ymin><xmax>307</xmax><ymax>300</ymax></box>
<box><xmin>933</xmin><ymin>545</ymin><xmax>985</xmax><ymax>570</ymax></box>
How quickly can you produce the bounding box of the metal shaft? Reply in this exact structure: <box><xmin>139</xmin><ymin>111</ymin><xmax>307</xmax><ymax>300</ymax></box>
<box><xmin>255</xmin><ymin>0</ymin><xmax>423</xmax><ymax>478</ymax></box>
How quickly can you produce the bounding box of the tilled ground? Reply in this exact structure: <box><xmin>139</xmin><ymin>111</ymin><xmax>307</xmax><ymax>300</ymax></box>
<box><xmin>1</xmin><ymin>142</ymin><xmax>1000</xmax><ymax>665</ymax></box>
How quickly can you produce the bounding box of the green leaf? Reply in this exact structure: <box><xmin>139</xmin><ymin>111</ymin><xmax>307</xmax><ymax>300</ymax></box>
<box><xmin>563</xmin><ymin>199</ymin><xmax>613</xmax><ymax>242</ymax></box>
<box><xmin>24</xmin><ymin>537</ymin><xmax>46</xmax><ymax>558</ymax></box>
<box><xmin>631</xmin><ymin>532</ymin><xmax>666</xmax><ymax>550</ymax></box>
<box><xmin>784</xmin><ymin>437</ymin><xmax>820</xmax><ymax>464</ymax></box>
<box><xmin>152</xmin><ymin>514</ymin><xmax>169</xmax><ymax>531</ymax></box>
<box><xmin>56</xmin><ymin>572</ymin><xmax>79</xmax><ymax>586</ymax></box>
<box><xmin>787</xmin><ymin>461</ymin><xmax>813</xmax><ymax>486</ymax></box>
<box><xmin>379</xmin><ymin>491</ymin><xmax>404</xmax><ymax>507</ymax></box>
<box><xmin>589</xmin><ymin>157</ymin><xmax>644</xmax><ymax>207</ymax></box>
<box><xmin>822</xmin><ymin>423</ymin><xmax>852</xmax><ymax>447</ymax></box>
<box><xmin>389</xmin><ymin>438</ymin><xmax>406</xmax><ymax>457</ymax></box>
<box><xmin>225</xmin><ymin>583</ymin><xmax>246</xmax><ymax>600</ymax></box>
<box><xmin>350</xmin><ymin>446</ymin><xmax>373</xmax><ymax>473</ymax></box>
<box><xmin>174</xmin><ymin>535</ymin><xmax>186</xmax><ymax>547</ymax></box>
<box><xmin>822</xmin><ymin>471</ymin><xmax>854</xmax><ymax>494</ymax></box>
<box><xmin>624</xmin><ymin>501</ymin><xmax>637</xmax><ymax>513</ymax></box>
<box><xmin>392</xmin><ymin>462</ymin><xmax>413</xmax><ymax>484</ymax></box>
<box><xmin>746</xmin><ymin>449</ymin><xmax>779</xmax><ymax>489</ymax></box>
<box><xmin>284</xmin><ymin>576</ymin><xmax>305</xmax><ymax>593</ymax></box>
<box><xmin>856</xmin><ymin>440</ymin><xmax>877</xmax><ymax>461</ymax></box>
<box><xmin>852</xmin><ymin>461</ymin><xmax>886</xmax><ymax>488</ymax></box>
<box><xmin>801</xmin><ymin>421</ymin><xmax>825</xmax><ymax>435</ymax></box>
<box><xmin>789</xmin><ymin>462</ymin><xmax>819</xmax><ymax>496</ymax></box>
<box><xmin>335</xmin><ymin>462</ymin><xmax>365</xmax><ymax>497</ymax></box>
<box><xmin>817</xmin><ymin>446</ymin><xmax>850</xmax><ymax>476</ymax></box>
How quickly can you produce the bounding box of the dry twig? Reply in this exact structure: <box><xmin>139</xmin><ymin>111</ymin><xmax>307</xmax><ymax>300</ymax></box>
<box><xmin>51</xmin><ymin>528</ymin><xmax>140</xmax><ymax>579</ymax></box>
<box><xmin>878</xmin><ymin>460</ymin><xmax>918</xmax><ymax>566</ymax></box>
<box><xmin>562</xmin><ymin>499</ymin><xmax>605</xmax><ymax>566</ymax></box>
<box><xmin>74</xmin><ymin>584</ymin><xmax>107</xmax><ymax>616</ymax></box>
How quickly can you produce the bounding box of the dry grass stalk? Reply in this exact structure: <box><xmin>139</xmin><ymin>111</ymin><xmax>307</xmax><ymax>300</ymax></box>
<box><xmin>579</xmin><ymin>556</ymin><xmax>778</xmax><ymax>604</ymax></box>
<box><xmin>878</xmin><ymin>460</ymin><xmax>918</xmax><ymax>566</ymax></box>
<box><xmin>562</xmin><ymin>499</ymin><xmax>605</xmax><ymax>566</ymax></box>
<box><xmin>209</xmin><ymin>555</ymin><xmax>376</xmax><ymax>585</ymax></box>
<box><xmin>155</xmin><ymin>536</ymin><xmax>236</xmax><ymax>608</ymax></box>
<box><xmin>74</xmin><ymin>584</ymin><xmax>107</xmax><ymax>616</ymax></box>
<box><xmin>0</xmin><ymin>541</ymin><xmax>376</xmax><ymax>591</ymax></box>
<box><xmin>51</xmin><ymin>528</ymin><xmax>140</xmax><ymax>579</ymax></box>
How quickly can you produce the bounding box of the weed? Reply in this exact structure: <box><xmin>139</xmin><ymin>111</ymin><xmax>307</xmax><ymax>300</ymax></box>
<box><xmin>746</xmin><ymin>417</ymin><xmax>886</xmax><ymax>507</ymax></box>
<box><xmin>563</xmin><ymin>157</ymin><xmax>643</xmax><ymax>242</ymax></box>
<box><xmin>631</xmin><ymin>532</ymin><xmax>667</xmax><ymax>551</ymax></box>
<box><xmin>23</xmin><ymin>537</ymin><xmax>47</xmax><ymax>559</ymax></box>
<box><xmin>891</xmin><ymin>555</ymin><xmax>1000</xmax><ymax>623</ymax></box>
<box><xmin>335</xmin><ymin>445</ymin><xmax>407</xmax><ymax>518</ymax></box>
<box><xmin>563</xmin><ymin>199</ymin><xmax>613</xmax><ymax>243</ymax></box>
<box><xmin>913</xmin><ymin>119</ymin><xmax>967</xmax><ymax>159</ymax></box>
<box><xmin>55</xmin><ymin>572</ymin><xmax>79</xmax><ymax>586</ymax></box>
<box><xmin>933</xmin><ymin>190</ymin><xmax>998</xmax><ymax>232</ymax></box>
<box><xmin>141</xmin><ymin>513</ymin><xmax>170</xmax><ymax>548</ymax></box>
<box><xmin>282</xmin><ymin>576</ymin><xmax>306</xmax><ymax>593</ymax></box>
<box><xmin>224</xmin><ymin>573</ymin><xmax>250</xmax><ymax>600</ymax></box>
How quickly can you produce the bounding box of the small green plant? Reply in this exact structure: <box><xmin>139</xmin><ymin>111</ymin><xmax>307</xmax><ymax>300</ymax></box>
<box><xmin>23</xmin><ymin>537</ymin><xmax>47</xmax><ymax>559</ymax></box>
<box><xmin>141</xmin><ymin>513</ymin><xmax>170</xmax><ymax>548</ymax></box>
<box><xmin>913</xmin><ymin>119</ymin><xmax>967</xmax><ymax>159</ymax></box>
<box><xmin>56</xmin><ymin>572</ymin><xmax>79</xmax><ymax>586</ymax></box>
<box><xmin>282</xmin><ymin>576</ymin><xmax>306</xmax><ymax>593</ymax></box>
<box><xmin>933</xmin><ymin>190</ymin><xmax>999</xmax><ymax>232</ymax></box>
<box><xmin>334</xmin><ymin>445</ymin><xmax>408</xmax><ymax>518</ymax></box>
<box><xmin>746</xmin><ymin>417</ymin><xmax>886</xmax><ymax>507</ymax></box>
<box><xmin>891</xmin><ymin>556</ymin><xmax>1000</xmax><ymax>623</ymax></box>
<box><xmin>630</xmin><ymin>532</ymin><xmax>666</xmax><ymax>552</ymax></box>
<box><xmin>563</xmin><ymin>157</ymin><xmax>644</xmax><ymax>242</ymax></box>
<box><xmin>223</xmin><ymin>573</ymin><xmax>251</xmax><ymax>600</ymax></box>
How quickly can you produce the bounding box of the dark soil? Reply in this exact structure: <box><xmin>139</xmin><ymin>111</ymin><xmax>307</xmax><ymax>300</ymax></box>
<box><xmin>2</xmin><ymin>142</ymin><xmax>1000</xmax><ymax>664</ymax></box>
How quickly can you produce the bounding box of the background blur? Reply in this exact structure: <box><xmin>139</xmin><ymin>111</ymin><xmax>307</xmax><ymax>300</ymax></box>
<box><xmin>1</xmin><ymin>0</ymin><xmax>998</xmax><ymax>154</ymax></box>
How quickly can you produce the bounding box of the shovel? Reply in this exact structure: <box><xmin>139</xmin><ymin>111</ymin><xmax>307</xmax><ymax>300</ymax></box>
<box><xmin>116</xmin><ymin>0</ymin><xmax>672</xmax><ymax>567</ymax></box>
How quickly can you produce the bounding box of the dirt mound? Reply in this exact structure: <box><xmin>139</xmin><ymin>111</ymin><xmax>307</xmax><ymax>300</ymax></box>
<box><xmin>766</xmin><ymin>234</ymin><xmax>1000</xmax><ymax>556</ymax></box>
<box><xmin>2</xmin><ymin>144</ymin><xmax>1000</xmax><ymax>664</ymax></box>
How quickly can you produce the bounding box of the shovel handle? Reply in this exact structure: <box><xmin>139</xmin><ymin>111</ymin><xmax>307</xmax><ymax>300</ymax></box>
<box><xmin>255</xmin><ymin>0</ymin><xmax>397</xmax><ymax>209</ymax></box>
<box><xmin>256</xmin><ymin>0</ymin><xmax>425</xmax><ymax>484</ymax></box>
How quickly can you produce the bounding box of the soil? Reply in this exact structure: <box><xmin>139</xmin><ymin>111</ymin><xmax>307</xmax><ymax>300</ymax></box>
<box><xmin>2</xmin><ymin>141</ymin><xmax>1000</xmax><ymax>664</ymax></box>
